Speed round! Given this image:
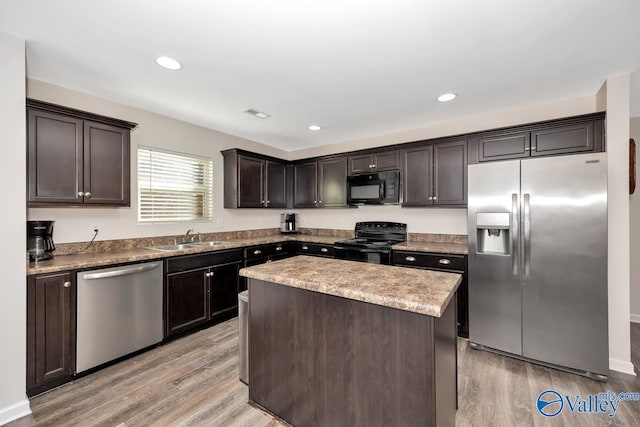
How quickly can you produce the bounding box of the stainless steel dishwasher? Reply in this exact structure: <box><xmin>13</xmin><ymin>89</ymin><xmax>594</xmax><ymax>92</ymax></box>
<box><xmin>76</xmin><ymin>261</ymin><xmax>163</xmax><ymax>373</ymax></box>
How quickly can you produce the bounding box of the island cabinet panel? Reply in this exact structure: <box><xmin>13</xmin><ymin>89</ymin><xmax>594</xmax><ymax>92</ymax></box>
<box><xmin>27</xmin><ymin>272</ymin><xmax>76</xmax><ymax>397</ymax></box>
<box><xmin>249</xmin><ymin>278</ymin><xmax>457</xmax><ymax>427</ymax></box>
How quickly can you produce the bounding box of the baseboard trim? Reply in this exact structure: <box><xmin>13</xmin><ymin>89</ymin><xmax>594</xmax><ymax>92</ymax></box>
<box><xmin>630</xmin><ymin>313</ymin><xmax>640</xmax><ymax>324</ymax></box>
<box><xmin>609</xmin><ymin>358</ymin><xmax>637</xmax><ymax>376</ymax></box>
<box><xmin>0</xmin><ymin>399</ymin><xmax>31</xmax><ymax>426</ymax></box>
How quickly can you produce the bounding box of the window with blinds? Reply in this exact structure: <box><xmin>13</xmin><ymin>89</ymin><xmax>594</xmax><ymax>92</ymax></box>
<box><xmin>138</xmin><ymin>146</ymin><xmax>213</xmax><ymax>223</ymax></box>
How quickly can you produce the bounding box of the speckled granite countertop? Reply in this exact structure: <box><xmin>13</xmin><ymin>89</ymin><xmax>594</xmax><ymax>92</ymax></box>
<box><xmin>240</xmin><ymin>256</ymin><xmax>461</xmax><ymax>317</ymax></box>
<box><xmin>27</xmin><ymin>235</ymin><xmax>340</xmax><ymax>276</ymax></box>
<box><xmin>391</xmin><ymin>241</ymin><xmax>468</xmax><ymax>255</ymax></box>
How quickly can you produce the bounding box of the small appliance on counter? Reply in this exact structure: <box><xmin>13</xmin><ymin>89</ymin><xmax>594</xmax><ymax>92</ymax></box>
<box><xmin>280</xmin><ymin>213</ymin><xmax>298</xmax><ymax>234</ymax></box>
<box><xmin>27</xmin><ymin>220</ymin><xmax>56</xmax><ymax>262</ymax></box>
<box><xmin>334</xmin><ymin>221</ymin><xmax>407</xmax><ymax>264</ymax></box>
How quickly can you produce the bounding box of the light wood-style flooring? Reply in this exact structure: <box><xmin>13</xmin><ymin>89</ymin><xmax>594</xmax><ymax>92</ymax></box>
<box><xmin>9</xmin><ymin>321</ymin><xmax>640</xmax><ymax>427</ymax></box>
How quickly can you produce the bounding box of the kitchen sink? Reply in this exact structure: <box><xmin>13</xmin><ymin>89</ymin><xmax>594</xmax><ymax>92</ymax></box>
<box><xmin>148</xmin><ymin>241</ymin><xmax>228</xmax><ymax>251</ymax></box>
<box><xmin>187</xmin><ymin>241</ymin><xmax>228</xmax><ymax>247</ymax></box>
<box><xmin>148</xmin><ymin>243</ymin><xmax>194</xmax><ymax>251</ymax></box>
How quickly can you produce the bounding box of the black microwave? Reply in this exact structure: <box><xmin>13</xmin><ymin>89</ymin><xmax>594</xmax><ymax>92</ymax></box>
<box><xmin>347</xmin><ymin>170</ymin><xmax>400</xmax><ymax>205</ymax></box>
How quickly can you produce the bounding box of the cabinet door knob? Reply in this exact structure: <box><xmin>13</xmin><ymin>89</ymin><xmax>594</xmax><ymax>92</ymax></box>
<box><xmin>372</xmin><ymin>164</ymin><xmax>376</xmax><ymax>168</ymax></box>
<box><xmin>319</xmin><ymin>200</ymin><xmax>323</xmax><ymax>204</ymax></box>
<box><xmin>301</xmin><ymin>246</ymin><xmax>309</xmax><ymax>250</ymax></box>
<box><xmin>261</xmin><ymin>200</ymin><xmax>265</xmax><ymax>204</ymax></box>
<box><xmin>266</xmin><ymin>200</ymin><xmax>270</xmax><ymax>204</ymax></box>
<box><xmin>313</xmin><ymin>200</ymin><xmax>317</xmax><ymax>204</ymax></box>
<box><xmin>433</xmin><ymin>196</ymin><xmax>437</xmax><ymax>201</ymax></box>
<box><xmin>253</xmin><ymin>249</ymin><xmax>262</xmax><ymax>255</ymax></box>
<box><xmin>320</xmin><ymin>248</ymin><xmax>328</xmax><ymax>253</ymax></box>
<box><xmin>428</xmin><ymin>196</ymin><xmax>433</xmax><ymax>200</ymax></box>
<box><xmin>405</xmin><ymin>256</ymin><xmax>417</xmax><ymax>262</ymax></box>
<box><xmin>63</xmin><ymin>281</ymin><xmax>71</xmax><ymax>288</ymax></box>
<box><xmin>85</xmin><ymin>192</ymin><xmax>92</xmax><ymax>198</ymax></box>
<box><xmin>205</xmin><ymin>271</ymin><xmax>214</xmax><ymax>277</ymax></box>
<box><xmin>531</xmin><ymin>146</ymin><xmax>537</xmax><ymax>151</ymax></box>
<box><xmin>78</xmin><ymin>191</ymin><xmax>85</xmax><ymax>197</ymax></box>
<box><xmin>275</xmin><ymin>246</ymin><xmax>282</xmax><ymax>251</ymax></box>
<box><xmin>438</xmin><ymin>259</ymin><xmax>451</xmax><ymax>265</ymax></box>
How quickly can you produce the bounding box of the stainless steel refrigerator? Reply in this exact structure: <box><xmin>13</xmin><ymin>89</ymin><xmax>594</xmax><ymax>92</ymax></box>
<box><xmin>468</xmin><ymin>152</ymin><xmax>608</xmax><ymax>379</ymax></box>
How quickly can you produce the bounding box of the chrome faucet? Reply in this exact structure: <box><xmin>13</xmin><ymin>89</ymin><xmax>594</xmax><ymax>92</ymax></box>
<box><xmin>181</xmin><ymin>229</ymin><xmax>194</xmax><ymax>243</ymax></box>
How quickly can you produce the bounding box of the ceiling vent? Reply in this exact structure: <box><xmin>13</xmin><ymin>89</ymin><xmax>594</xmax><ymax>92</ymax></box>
<box><xmin>244</xmin><ymin>109</ymin><xmax>271</xmax><ymax>119</ymax></box>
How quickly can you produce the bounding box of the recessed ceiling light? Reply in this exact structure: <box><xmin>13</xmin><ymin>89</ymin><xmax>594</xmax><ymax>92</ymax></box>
<box><xmin>245</xmin><ymin>109</ymin><xmax>271</xmax><ymax>119</ymax></box>
<box><xmin>156</xmin><ymin>56</ymin><xmax>182</xmax><ymax>70</ymax></box>
<box><xmin>308</xmin><ymin>125</ymin><xmax>321</xmax><ymax>131</ymax></box>
<box><xmin>437</xmin><ymin>93</ymin><xmax>457</xmax><ymax>102</ymax></box>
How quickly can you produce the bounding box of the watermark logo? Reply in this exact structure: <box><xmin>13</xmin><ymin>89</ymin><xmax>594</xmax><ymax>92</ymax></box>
<box><xmin>536</xmin><ymin>389</ymin><xmax>640</xmax><ymax>418</ymax></box>
<box><xmin>537</xmin><ymin>390</ymin><xmax>564</xmax><ymax>417</ymax></box>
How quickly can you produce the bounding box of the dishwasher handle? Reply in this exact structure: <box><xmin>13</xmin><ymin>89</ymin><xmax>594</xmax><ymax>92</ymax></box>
<box><xmin>82</xmin><ymin>262</ymin><xmax>161</xmax><ymax>280</ymax></box>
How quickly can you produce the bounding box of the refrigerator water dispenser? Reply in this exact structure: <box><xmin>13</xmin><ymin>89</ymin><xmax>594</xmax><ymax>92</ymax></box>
<box><xmin>476</xmin><ymin>212</ymin><xmax>510</xmax><ymax>254</ymax></box>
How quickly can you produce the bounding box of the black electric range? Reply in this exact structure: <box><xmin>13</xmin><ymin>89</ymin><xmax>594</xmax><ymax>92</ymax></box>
<box><xmin>334</xmin><ymin>221</ymin><xmax>407</xmax><ymax>265</ymax></box>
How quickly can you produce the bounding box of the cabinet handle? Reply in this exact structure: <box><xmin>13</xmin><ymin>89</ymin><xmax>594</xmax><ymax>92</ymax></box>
<box><xmin>205</xmin><ymin>272</ymin><xmax>214</xmax><ymax>277</ymax></box>
<box><xmin>438</xmin><ymin>259</ymin><xmax>451</xmax><ymax>265</ymax></box>
<box><xmin>275</xmin><ymin>246</ymin><xmax>283</xmax><ymax>251</ymax></box>
<box><xmin>63</xmin><ymin>281</ymin><xmax>71</xmax><ymax>288</ymax></box>
<box><xmin>524</xmin><ymin>147</ymin><xmax>531</xmax><ymax>151</ymax></box>
<box><xmin>85</xmin><ymin>192</ymin><xmax>92</xmax><ymax>198</ymax></box>
<box><xmin>253</xmin><ymin>249</ymin><xmax>262</xmax><ymax>255</ymax></box>
<box><xmin>531</xmin><ymin>146</ymin><xmax>537</xmax><ymax>151</ymax></box>
<box><xmin>301</xmin><ymin>246</ymin><xmax>309</xmax><ymax>250</ymax></box>
<box><xmin>405</xmin><ymin>256</ymin><xmax>417</xmax><ymax>262</ymax></box>
<box><xmin>321</xmin><ymin>248</ymin><xmax>328</xmax><ymax>253</ymax></box>
<box><xmin>78</xmin><ymin>191</ymin><xmax>85</xmax><ymax>197</ymax></box>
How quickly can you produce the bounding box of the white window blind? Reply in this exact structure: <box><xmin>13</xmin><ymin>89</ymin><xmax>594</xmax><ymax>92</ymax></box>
<box><xmin>138</xmin><ymin>146</ymin><xmax>213</xmax><ymax>223</ymax></box>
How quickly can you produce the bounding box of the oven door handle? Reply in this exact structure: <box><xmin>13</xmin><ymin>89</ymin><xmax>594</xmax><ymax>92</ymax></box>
<box><xmin>334</xmin><ymin>246</ymin><xmax>388</xmax><ymax>254</ymax></box>
<box><xmin>379</xmin><ymin>181</ymin><xmax>386</xmax><ymax>200</ymax></box>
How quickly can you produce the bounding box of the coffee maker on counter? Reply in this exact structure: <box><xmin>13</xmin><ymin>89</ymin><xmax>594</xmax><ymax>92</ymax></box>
<box><xmin>27</xmin><ymin>220</ymin><xmax>56</xmax><ymax>262</ymax></box>
<box><xmin>280</xmin><ymin>213</ymin><xmax>298</xmax><ymax>234</ymax></box>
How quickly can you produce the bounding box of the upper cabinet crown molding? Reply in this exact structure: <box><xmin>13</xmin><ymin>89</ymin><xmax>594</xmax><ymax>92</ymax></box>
<box><xmin>27</xmin><ymin>100</ymin><xmax>137</xmax><ymax>207</ymax></box>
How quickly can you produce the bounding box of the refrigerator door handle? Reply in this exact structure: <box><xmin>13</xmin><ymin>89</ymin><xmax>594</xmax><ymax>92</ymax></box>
<box><xmin>511</xmin><ymin>193</ymin><xmax>519</xmax><ymax>275</ymax></box>
<box><xmin>523</xmin><ymin>193</ymin><xmax>531</xmax><ymax>276</ymax></box>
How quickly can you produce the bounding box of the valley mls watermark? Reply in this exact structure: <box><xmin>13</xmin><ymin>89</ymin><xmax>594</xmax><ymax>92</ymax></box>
<box><xmin>536</xmin><ymin>389</ymin><xmax>640</xmax><ymax>418</ymax></box>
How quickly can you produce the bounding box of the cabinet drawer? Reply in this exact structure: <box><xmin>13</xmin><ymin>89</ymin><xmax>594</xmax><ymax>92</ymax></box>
<box><xmin>166</xmin><ymin>248</ymin><xmax>244</xmax><ymax>273</ymax></box>
<box><xmin>296</xmin><ymin>242</ymin><xmax>335</xmax><ymax>257</ymax></box>
<box><xmin>392</xmin><ymin>251</ymin><xmax>465</xmax><ymax>271</ymax></box>
<box><xmin>245</xmin><ymin>242</ymin><xmax>292</xmax><ymax>260</ymax></box>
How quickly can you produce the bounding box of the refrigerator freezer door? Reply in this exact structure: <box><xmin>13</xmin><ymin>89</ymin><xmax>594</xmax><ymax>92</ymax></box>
<box><xmin>468</xmin><ymin>160</ymin><xmax>522</xmax><ymax>355</ymax></box>
<box><xmin>520</xmin><ymin>152</ymin><xmax>608</xmax><ymax>375</ymax></box>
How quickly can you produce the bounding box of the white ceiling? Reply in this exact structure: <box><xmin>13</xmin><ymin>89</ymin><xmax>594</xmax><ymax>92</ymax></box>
<box><xmin>1</xmin><ymin>0</ymin><xmax>639</xmax><ymax>151</ymax></box>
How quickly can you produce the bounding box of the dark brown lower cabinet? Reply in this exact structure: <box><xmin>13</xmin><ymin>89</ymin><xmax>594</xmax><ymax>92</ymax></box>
<box><xmin>165</xmin><ymin>261</ymin><xmax>242</xmax><ymax>338</ymax></box>
<box><xmin>393</xmin><ymin>250</ymin><xmax>469</xmax><ymax>338</ymax></box>
<box><xmin>249</xmin><ymin>278</ymin><xmax>457</xmax><ymax>427</ymax></box>
<box><xmin>27</xmin><ymin>272</ymin><xmax>76</xmax><ymax>397</ymax></box>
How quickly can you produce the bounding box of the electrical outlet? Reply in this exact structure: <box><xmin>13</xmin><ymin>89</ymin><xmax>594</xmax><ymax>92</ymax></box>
<box><xmin>216</xmin><ymin>218</ymin><xmax>223</xmax><ymax>228</ymax></box>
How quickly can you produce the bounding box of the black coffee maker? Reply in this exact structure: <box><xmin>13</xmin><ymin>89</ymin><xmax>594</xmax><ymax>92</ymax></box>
<box><xmin>280</xmin><ymin>213</ymin><xmax>298</xmax><ymax>234</ymax></box>
<box><xmin>27</xmin><ymin>220</ymin><xmax>56</xmax><ymax>261</ymax></box>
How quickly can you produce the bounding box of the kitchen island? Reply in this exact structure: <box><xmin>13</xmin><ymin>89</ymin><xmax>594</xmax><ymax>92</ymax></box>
<box><xmin>240</xmin><ymin>255</ymin><xmax>461</xmax><ymax>427</ymax></box>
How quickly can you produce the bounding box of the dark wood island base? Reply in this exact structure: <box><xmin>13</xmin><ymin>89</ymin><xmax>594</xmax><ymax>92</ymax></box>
<box><xmin>248</xmin><ymin>278</ymin><xmax>457</xmax><ymax>427</ymax></box>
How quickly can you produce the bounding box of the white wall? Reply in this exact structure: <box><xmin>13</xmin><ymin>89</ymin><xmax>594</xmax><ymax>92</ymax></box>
<box><xmin>27</xmin><ymin>79</ymin><xmax>290</xmax><ymax>243</ymax></box>
<box><xmin>630</xmin><ymin>116</ymin><xmax>640</xmax><ymax>322</ymax></box>
<box><xmin>0</xmin><ymin>33</ymin><xmax>30</xmax><ymax>425</ymax></box>
<box><xmin>605</xmin><ymin>74</ymin><xmax>635</xmax><ymax>375</ymax></box>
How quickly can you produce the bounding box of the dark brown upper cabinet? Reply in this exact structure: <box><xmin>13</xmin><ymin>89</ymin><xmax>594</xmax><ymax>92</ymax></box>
<box><xmin>402</xmin><ymin>140</ymin><xmax>467</xmax><ymax>207</ymax></box>
<box><xmin>471</xmin><ymin>113</ymin><xmax>604</xmax><ymax>163</ymax></box>
<box><xmin>348</xmin><ymin>149</ymin><xmax>399</xmax><ymax>174</ymax></box>
<box><xmin>222</xmin><ymin>149</ymin><xmax>288</xmax><ymax>208</ymax></box>
<box><xmin>27</xmin><ymin>99</ymin><xmax>136</xmax><ymax>207</ymax></box>
<box><xmin>294</xmin><ymin>157</ymin><xmax>347</xmax><ymax>208</ymax></box>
